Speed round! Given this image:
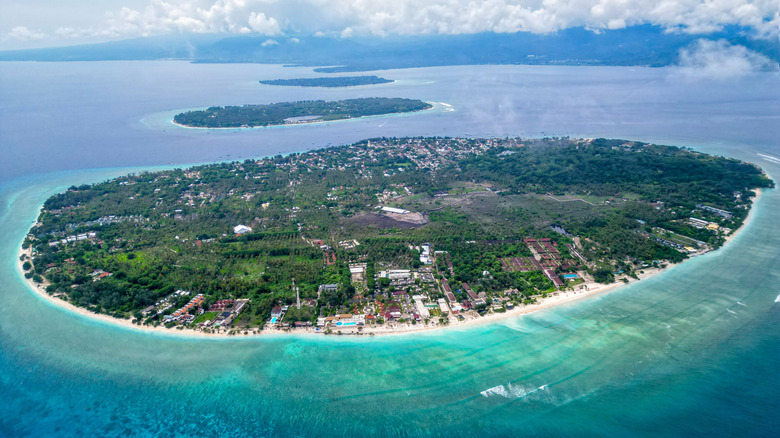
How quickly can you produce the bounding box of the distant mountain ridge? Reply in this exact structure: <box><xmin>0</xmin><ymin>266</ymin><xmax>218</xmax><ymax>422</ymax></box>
<box><xmin>1</xmin><ymin>25</ymin><xmax>777</xmax><ymax>71</ymax></box>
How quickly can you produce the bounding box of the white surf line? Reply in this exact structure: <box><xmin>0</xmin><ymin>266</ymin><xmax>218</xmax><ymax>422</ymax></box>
<box><xmin>480</xmin><ymin>382</ymin><xmax>549</xmax><ymax>398</ymax></box>
<box><xmin>437</xmin><ymin>102</ymin><xmax>455</xmax><ymax>112</ymax></box>
<box><xmin>757</xmin><ymin>153</ymin><xmax>780</xmax><ymax>164</ymax></box>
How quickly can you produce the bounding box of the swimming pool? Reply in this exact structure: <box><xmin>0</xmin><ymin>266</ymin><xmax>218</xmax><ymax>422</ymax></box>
<box><xmin>335</xmin><ymin>321</ymin><xmax>356</xmax><ymax>326</ymax></box>
<box><xmin>563</xmin><ymin>274</ymin><xmax>580</xmax><ymax>279</ymax></box>
<box><xmin>270</xmin><ymin>317</ymin><xmax>278</xmax><ymax>323</ymax></box>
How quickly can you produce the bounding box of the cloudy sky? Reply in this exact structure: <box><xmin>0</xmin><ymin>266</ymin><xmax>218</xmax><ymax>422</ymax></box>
<box><xmin>2</xmin><ymin>0</ymin><xmax>779</xmax><ymax>50</ymax></box>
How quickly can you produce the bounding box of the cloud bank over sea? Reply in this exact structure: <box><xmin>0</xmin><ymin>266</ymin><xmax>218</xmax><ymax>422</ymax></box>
<box><xmin>3</xmin><ymin>0</ymin><xmax>780</xmax><ymax>49</ymax></box>
<box><xmin>672</xmin><ymin>39</ymin><xmax>780</xmax><ymax>80</ymax></box>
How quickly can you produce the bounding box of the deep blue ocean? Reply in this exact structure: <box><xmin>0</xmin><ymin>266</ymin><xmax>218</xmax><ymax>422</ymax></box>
<box><xmin>0</xmin><ymin>62</ymin><xmax>779</xmax><ymax>437</ymax></box>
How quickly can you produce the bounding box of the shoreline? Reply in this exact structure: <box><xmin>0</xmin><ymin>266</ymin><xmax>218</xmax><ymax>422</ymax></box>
<box><xmin>724</xmin><ymin>188</ymin><xmax>761</xmax><ymax>245</ymax></box>
<box><xmin>16</xmin><ymin>186</ymin><xmax>764</xmax><ymax>340</ymax></box>
<box><xmin>12</xmin><ymin>242</ymin><xmax>666</xmax><ymax>339</ymax></box>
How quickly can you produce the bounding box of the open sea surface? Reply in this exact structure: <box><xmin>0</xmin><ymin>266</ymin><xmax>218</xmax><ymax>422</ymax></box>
<box><xmin>0</xmin><ymin>61</ymin><xmax>779</xmax><ymax>436</ymax></box>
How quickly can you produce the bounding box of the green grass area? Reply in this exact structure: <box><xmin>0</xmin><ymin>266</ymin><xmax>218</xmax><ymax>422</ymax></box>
<box><xmin>233</xmin><ymin>261</ymin><xmax>265</xmax><ymax>280</ymax></box>
<box><xmin>283</xmin><ymin>306</ymin><xmax>316</xmax><ymax>322</ymax></box>
<box><xmin>620</xmin><ymin>192</ymin><xmax>643</xmax><ymax>201</ymax></box>
<box><xmin>115</xmin><ymin>251</ymin><xmax>147</xmax><ymax>264</ymax></box>
<box><xmin>566</xmin><ymin>194</ymin><xmax>610</xmax><ymax>204</ymax></box>
<box><xmin>402</xmin><ymin>193</ymin><xmax>428</xmax><ymax>201</ymax></box>
<box><xmin>230</xmin><ymin>312</ymin><xmax>253</xmax><ymax>328</ymax></box>
<box><xmin>193</xmin><ymin>311</ymin><xmax>217</xmax><ymax>324</ymax></box>
<box><xmin>651</xmin><ymin>228</ymin><xmax>701</xmax><ymax>247</ymax></box>
<box><xmin>446</xmin><ymin>183</ymin><xmax>490</xmax><ymax>196</ymax></box>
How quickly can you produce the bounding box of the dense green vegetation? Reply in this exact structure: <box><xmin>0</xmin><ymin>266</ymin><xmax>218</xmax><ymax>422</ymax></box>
<box><xmin>458</xmin><ymin>138</ymin><xmax>766</xmax><ymax>208</ymax></box>
<box><xmin>259</xmin><ymin>76</ymin><xmax>393</xmax><ymax>87</ymax></box>
<box><xmin>173</xmin><ymin>97</ymin><xmax>431</xmax><ymax>128</ymax></box>
<box><xmin>25</xmin><ymin>137</ymin><xmax>771</xmax><ymax>329</ymax></box>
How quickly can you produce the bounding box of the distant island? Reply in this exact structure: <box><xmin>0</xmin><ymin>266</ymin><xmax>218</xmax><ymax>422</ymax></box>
<box><xmin>20</xmin><ymin>137</ymin><xmax>772</xmax><ymax>336</ymax></box>
<box><xmin>259</xmin><ymin>76</ymin><xmax>393</xmax><ymax>87</ymax></box>
<box><xmin>173</xmin><ymin>97</ymin><xmax>431</xmax><ymax>128</ymax></box>
<box><xmin>4</xmin><ymin>28</ymin><xmax>777</xmax><ymax>72</ymax></box>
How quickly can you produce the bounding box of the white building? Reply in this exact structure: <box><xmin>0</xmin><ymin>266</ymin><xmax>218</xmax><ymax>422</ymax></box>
<box><xmin>381</xmin><ymin>206</ymin><xmax>410</xmax><ymax>214</ymax></box>
<box><xmin>349</xmin><ymin>263</ymin><xmax>367</xmax><ymax>281</ymax></box>
<box><xmin>419</xmin><ymin>244</ymin><xmax>432</xmax><ymax>265</ymax></box>
<box><xmin>233</xmin><ymin>224</ymin><xmax>253</xmax><ymax>234</ymax></box>
<box><xmin>387</xmin><ymin>269</ymin><xmax>411</xmax><ymax>280</ymax></box>
<box><xmin>413</xmin><ymin>296</ymin><xmax>431</xmax><ymax>319</ymax></box>
<box><xmin>437</xmin><ymin>298</ymin><xmax>451</xmax><ymax>314</ymax></box>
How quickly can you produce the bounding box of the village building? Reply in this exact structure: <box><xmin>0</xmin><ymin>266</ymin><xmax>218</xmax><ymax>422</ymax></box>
<box><xmin>233</xmin><ymin>224</ymin><xmax>252</xmax><ymax>234</ymax></box>
<box><xmin>380</xmin><ymin>206</ymin><xmax>410</xmax><ymax>214</ymax></box>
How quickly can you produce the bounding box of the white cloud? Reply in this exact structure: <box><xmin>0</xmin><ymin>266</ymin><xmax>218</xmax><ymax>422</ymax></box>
<box><xmin>7</xmin><ymin>26</ymin><xmax>47</xmax><ymax>41</ymax></box>
<box><xmin>94</xmin><ymin>0</ymin><xmax>282</xmax><ymax>37</ymax></box>
<box><xmin>673</xmin><ymin>39</ymin><xmax>780</xmax><ymax>80</ymax></box>
<box><xmin>607</xmin><ymin>18</ymin><xmax>626</xmax><ymax>30</ymax></box>
<box><xmin>328</xmin><ymin>0</ymin><xmax>780</xmax><ymax>37</ymax></box>
<box><xmin>5</xmin><ymin>0</ymin><xmax>780</xmax><ymax>46</ymax></box>
<box><xmin>248</xmin><ymin>12</ymin><xmax>281</xmax><ymax>35</ymax></box>
<box><xmin>261</xmin><ymin>38</ymin><xmax>278</xmax><ymax>46</ymax></box>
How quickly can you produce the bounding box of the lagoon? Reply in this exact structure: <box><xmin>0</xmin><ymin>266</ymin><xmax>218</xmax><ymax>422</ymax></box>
<box><xmin>0</xmin><ymin>61</ymin><xmax>779</xmax><ymax>436</ymax></box>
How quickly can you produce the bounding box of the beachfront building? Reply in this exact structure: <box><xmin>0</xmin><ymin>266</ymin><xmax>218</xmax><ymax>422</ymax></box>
<box><xmin>413</xmin><ymin>295</ymin><xmax>431</xmax><ymax>319</ymax></box>
<box><xmin>437</xmin><ymin>298</ymin><xmax>451</xmax><ymax>314</ymax></box>
<box><xmin>462</xmin><ymin>283</ymin><xmax>486</xmax><ymax>306</ymax></box>
<box><xmin>387</xmin><ymin>306</ymin><xmax>402</xmax><ymax>318</ymax></box>
<box><xmin>543</xmin><ymin>269</ymin><xmax>565</xmax><ymax>288</ymax></box>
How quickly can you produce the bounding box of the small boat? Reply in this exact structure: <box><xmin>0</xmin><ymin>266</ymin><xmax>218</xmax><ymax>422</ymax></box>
<box><xmin>775</xmin><ymin>294</ymin><xmax>780</xmax><ymax>303</ymax></box>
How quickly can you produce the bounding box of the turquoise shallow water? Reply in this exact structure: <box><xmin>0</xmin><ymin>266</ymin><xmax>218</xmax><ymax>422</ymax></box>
<box><xmin>1</xmin><ymin>62</ymin><xmax>779</xmax><ymax>436</ymax></box>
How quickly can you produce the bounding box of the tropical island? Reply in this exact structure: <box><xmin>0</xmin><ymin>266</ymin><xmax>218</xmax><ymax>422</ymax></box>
<box><xmin>20</xmin><ymin>137</ymin><xmax>772</xmax><ymax>336</ymax></box>
<box><xmin>173</xmin><ymin>97</ymin><xmax>431</xmax><ymax>128</ymax></box>
<box><xmin>259</xmin><ymin>76</ymin><xmax>393</xmax><ymax>87</ymax></box>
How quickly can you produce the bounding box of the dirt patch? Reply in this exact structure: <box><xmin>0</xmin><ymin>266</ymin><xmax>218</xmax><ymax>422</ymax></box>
<box><xmin>382</xmin><ymin>211</ymin><xmax>428</xmax><ymax>225</ymax></box>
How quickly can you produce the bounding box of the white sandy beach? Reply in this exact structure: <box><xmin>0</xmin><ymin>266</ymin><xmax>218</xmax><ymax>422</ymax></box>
<box><xmin>16</xmin><ymin>188</ymin><xmax>764</xmax><ymax>339</ymax></box>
